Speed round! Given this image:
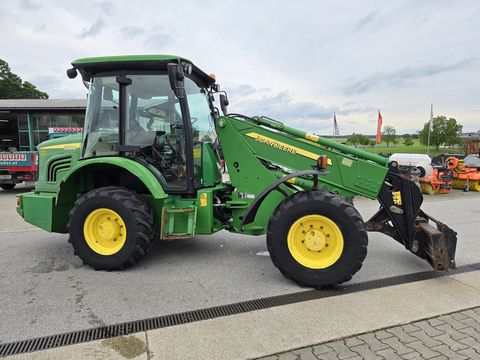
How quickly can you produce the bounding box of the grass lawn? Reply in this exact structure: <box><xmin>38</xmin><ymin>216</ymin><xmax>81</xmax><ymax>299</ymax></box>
<box><xmin>331</xmin><ymin>138</ymin><xmax>464</xmax><ymax>157</ymax></box>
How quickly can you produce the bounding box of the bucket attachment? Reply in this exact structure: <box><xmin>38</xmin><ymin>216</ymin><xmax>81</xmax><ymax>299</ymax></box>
<box><xmin>366</xmin><ymin>169</ymin><xmax>458</xmax><ymax>271</ymax></box>
<box><xmin>410</xmin><ymin>211</ymin><xmax>457</xmax><ymax>270</ymax></box>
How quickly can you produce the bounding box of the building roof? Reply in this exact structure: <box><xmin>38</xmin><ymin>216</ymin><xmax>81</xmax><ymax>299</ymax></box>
<box><xmin>468</xmin><ymin>131</ymin><xmax>480</xmax><ymax>140</ymax></box>
<box><xmin>0</xmin><ymin>99</ymin><xmax>86</xmax><ymax>110</ymax></box>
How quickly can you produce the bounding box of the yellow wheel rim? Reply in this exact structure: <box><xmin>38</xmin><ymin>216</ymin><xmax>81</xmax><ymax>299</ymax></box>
<box><xmin>83</xmin><ymin>208</ymin><xmax>127</xmax><ymax>255</ymax></box>
<box><xmin>287</xmin><ymin>214</ymin><xmax>344</xmax><ymax>269</ymax></box>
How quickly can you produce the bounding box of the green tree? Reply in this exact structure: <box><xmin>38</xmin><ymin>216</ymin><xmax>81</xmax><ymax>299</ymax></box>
<box><xmin>368</xmin><ymin>139</ymin><xmax>376</xmax><ymax>148</ymax></box>
<box><xmin>383</xmin><ymin>125</ymin><xmax>396</xmax><ymax>147</ymax></box>
<box><xmin>347</xmin><ymin>133</ymin><xmax>369</xmax><ymax>147</ymax></box>
<box><xmin>0</xmin><ymin>59</ymin><xmax>48</xmax><ymax>99</ymax></box>
<box><xmin>418</xmin><ymin>116</ymin><xmax>463</xmax><ymax>150</ymax></box>
<box><xmin>403</xmin><ymin>136</ymin><xmax>414</xmax><ymax>146</ymax></box>
<box><xmin>359</xmin><ymin>134</ymin><xmax>370</xmax><ymax>146</ymax></box>
<box><xmin>346</xmin><ymin>133</ymin><xmax>359</xmax><ymax>146</ymax></box>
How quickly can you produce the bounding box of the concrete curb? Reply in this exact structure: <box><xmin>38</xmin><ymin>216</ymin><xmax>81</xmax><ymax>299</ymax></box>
<box><xmin>7</xmin><ymin>271</ymin><xmax>480</xmax><ymax>360</ymax></box>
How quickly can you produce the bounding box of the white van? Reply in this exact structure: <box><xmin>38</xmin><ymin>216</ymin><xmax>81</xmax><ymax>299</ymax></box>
<box><xmin>389</xmin><ymin>153</ymin><xmax>433</xmax><ymax>178</ymax></box>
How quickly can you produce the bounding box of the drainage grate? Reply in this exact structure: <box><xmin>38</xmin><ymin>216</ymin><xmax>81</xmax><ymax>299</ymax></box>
<box><xmin>1</xmin><ymin>262</ymin><xmax>479</xmax><ymax>358</ymax></box>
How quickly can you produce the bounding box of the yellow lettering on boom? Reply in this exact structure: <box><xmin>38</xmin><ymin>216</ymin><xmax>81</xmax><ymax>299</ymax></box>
<box><xmin>244</xmin><ymin>133</ymin><xmax>320</xmax><ymax>160</ymax></box>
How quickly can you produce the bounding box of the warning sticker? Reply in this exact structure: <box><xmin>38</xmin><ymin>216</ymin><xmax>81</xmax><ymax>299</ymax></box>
<box><xmin>200</xmin><ymin>193</ymin><xmax>208</xmax><ymax>207</ymax></box>
<box><xmin>341</xmin><ymin>158</ymin><xmax>353</xmax><ymax>167</ymax></box>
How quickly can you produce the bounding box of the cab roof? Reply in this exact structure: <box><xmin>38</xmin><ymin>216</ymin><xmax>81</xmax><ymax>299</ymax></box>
<box><xmin>71</xmin><ymin>54</ymin><xmax>216</xmax><ymax>87</ymax></box>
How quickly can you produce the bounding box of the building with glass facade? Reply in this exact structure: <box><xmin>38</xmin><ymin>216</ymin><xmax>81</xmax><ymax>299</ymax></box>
<box><xmin>0</xmin><ymin>99</ymin><xmax>86</xmax><ymax>151</ymax></box>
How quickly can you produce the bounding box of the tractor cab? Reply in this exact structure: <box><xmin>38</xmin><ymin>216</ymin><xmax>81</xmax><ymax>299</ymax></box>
<box><xmin>68</xmin><ymin>55</ymin><xmax>222</xmax><ymax>195</ymax></box>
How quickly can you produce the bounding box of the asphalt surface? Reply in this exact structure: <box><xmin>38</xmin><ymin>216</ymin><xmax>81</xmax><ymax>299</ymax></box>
<box><xmin>0</xmin><ymin>183</ymin><xmax>479</xmax><ymax>344</ymax></box>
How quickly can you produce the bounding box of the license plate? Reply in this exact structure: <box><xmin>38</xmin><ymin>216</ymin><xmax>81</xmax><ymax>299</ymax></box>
<box><xmin>0</xmin><ymin>175</ymin><xmax>12</xmax><ymax>180</ymax></box>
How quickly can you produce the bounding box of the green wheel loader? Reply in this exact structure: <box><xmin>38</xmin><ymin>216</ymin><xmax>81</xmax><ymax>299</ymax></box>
<box><xmin>16</xmin><ymin>55</ymin><xmax>457</xmax><ymax>288</ymax></box>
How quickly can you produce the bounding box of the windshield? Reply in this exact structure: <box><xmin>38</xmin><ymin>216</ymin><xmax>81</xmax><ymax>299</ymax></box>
<box><xmin>82</xmin><ymin>74</ymin><xmax>215</xmax><ymax>158</ymax></box>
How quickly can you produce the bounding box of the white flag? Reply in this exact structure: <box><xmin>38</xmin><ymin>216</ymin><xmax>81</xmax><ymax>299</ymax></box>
<box><xmin>429</xmin><ymin>103</ymin><xmax>433</xmax><ymax>130</ymax></box>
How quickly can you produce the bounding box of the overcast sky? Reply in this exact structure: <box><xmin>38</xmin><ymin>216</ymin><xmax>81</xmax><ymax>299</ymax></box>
<box><xmin>1</xmin><ymin>0</ymin><xmax>479</xmax><ymax>134</ymax></box>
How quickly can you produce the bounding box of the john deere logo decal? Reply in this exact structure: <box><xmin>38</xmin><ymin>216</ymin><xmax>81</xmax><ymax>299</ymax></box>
<box><xmin>244</xmin><ymin>132</ymin><xmax>332</xmax><ymax>166</ymax></box>
<box><xmin>245</xmin><ymin>133</ymin><xmax>319</xmax><ymax>160</ymax></box>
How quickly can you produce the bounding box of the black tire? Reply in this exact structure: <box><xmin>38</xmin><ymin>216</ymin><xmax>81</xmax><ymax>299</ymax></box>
<box><xmin>67</xmin><ymin>186</ymin><xmax>155</xmax><ymax>270</ymax></box>
<box><xmin>0</xmin><ymin>183</ymin><xmax>16</xmax><ymax>191</ymax></box>
<box><xmin>416</xmin><ymin>166</ymin><xmax>427</xmax><ymax>178</ymax></box>
<box><xmin>267</xmin><ymin>190</ymin><xmax>368</xmax><ymax>288</ymax></box>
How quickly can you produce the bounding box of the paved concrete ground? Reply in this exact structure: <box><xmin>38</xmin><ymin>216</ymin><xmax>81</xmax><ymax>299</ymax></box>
<box><xmin>258</xmin><ymin>307</ymin><xmax>480</xmax><ymax>360</ymax></box>
<box><xmin>6</xmin><ymin>271</ymin><xmax>480</xmax><ymax>359</ymax></box>
<box><xmin>0</xmin><ymin>184</ymin><xmax>479</xmax><ymax>345</ymax></box>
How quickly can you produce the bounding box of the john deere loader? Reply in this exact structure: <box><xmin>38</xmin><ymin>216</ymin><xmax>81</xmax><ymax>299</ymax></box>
<box><xmin>16</xmin><ymin>55</ymin><xmax>457</xmax><ymax>288</ymax></box>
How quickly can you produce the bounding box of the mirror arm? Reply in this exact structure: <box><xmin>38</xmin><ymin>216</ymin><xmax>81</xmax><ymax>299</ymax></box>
<box><xmin>167</xmin><ymin>63</ymin><xmax>186</xmax><ymax>99</ymax></box>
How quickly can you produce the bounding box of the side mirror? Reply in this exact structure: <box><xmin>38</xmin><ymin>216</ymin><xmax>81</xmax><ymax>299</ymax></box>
<box><xmin>167</xmin><ymin>63</ymin><xmax>186</xmax><ymax>99</ymax></box>
<box><xmin>66</xmin><ymin>67</ymin><xmax>77</xmax><ymax>79</ymax></box>
<box><xmin>220</xmin><ymin>94</ymin><xmax>229</xmax><ymax>115</ymax></box>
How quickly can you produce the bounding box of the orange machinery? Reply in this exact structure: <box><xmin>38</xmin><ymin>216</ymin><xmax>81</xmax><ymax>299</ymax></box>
<box><xmin>419</xmin><ymin>165</ymin><xmax>454</xmax><ymax>195</ymax></box>
<box><xmin>447</xmin><ymin>156</ymin><xmax>480</xmax><ymax>192</ymax></box>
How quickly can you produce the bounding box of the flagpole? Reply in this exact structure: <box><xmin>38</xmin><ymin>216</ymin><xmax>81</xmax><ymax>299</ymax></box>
<box><xmin>333</xmin><ymin>112</ymin><xmax>335</xmax><ymax>137</ymax></box>
<box><xmin>427</xmin><ymin>103</ymin><xmax>433</xmax><ymax>155</ymax></box>
<box><xmin>375</xmin><ymin>111</ymin><xmax>377</xmax><ymax>154</ymax></box>
<box><xmin>333</xmin><ymin>113</ymin><xmax>339</xmax><ymax>138</ymax></box>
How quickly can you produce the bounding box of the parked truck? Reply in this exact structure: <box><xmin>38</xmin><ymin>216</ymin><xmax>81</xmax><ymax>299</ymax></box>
<box><xmin>0</xmin><ymin>128</ymin><xmax>82</xmax><ymax>191</ymax></box>
<box><xmin>16</xmin><ymin>55</ymin><xmax>457</xmax><ymax>288</ymax></box>
<box><xmin>0</xmin><ymin>151</ymin><xmax>37</xmax><ymax>190</ymax></box>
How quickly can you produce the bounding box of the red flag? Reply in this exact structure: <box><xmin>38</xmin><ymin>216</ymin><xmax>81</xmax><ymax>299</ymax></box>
<box><xmin>376</xmin><ymin>111</ymin><xmax>383</xmax><ymax>144</ymax></box>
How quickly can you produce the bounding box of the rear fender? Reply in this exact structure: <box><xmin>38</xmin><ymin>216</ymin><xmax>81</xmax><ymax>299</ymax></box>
<box><xmin>47</xmin><ymin>158</ymin><xmax>167</xmax><ymax>233</ymax></box>
<box><xmin>57</xmin><ymin>157</ymin><xmax>168</xmax><ymax>203</ymax></box>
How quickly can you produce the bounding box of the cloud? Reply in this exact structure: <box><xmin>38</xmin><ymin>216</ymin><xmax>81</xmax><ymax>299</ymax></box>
<box><xmin>29</xmin><ymin>74</ymin><xmax>85</xmax><ymax>99</ymax></box>
<box><xmin>225</xmin><ymin>84</ymin><xmax>378</xmax><ymax>133</ymax></box>
<box><xmin>78</xmin><ymin>19</ymin><xmax>105</xmax><ymax>39</ymax></box>
<box><xmin>19</xmin><ymin>0</ymin><xmax>40</xmax><ymax>10</ymax></box>
<box><xmin>2</xmin><ymin>0</ymin><xmax>479</xmax><ymax>133</ymax></box>
<box><xmin>119</xmin><ymin>26</ymin><xmax>145</xmax><ymax>40</ymax></box>
<box><xmin>143</xmin><ymin>30</ymin><xmax>174</xmax><ymax>50</ymax></box>
<box><xmin>94</xmin><ymin>1</ymin><xmax>114</xmax><ymax>16</ymax></box>
<box><xmin>230</xmin><ymin>84</ymin><xmax>256</xmax><ymax>97</ymax></box>
<box><xmin>343</xmin><ymin>59</ymin><xmax>475</xmax><ymax>95</ymax></box>
<box><xmin>354</xmin><ymin>11</ymin><xmax>378</xmax><ymax>30</ymax></box>
<box><xmin>231</xmin><ymin>87</ymin><xmax>336</xmax><ymax>126</ymax></box>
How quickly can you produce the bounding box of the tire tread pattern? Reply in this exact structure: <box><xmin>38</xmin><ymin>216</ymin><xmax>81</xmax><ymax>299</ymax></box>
<box><xmin>67</xmin><ymin>186</ymin><xmax>155</xmax><ymax>270</ymax></box>
<box><xmin>267</xmin><ymin>190</ymin><xmax>368</xmax><ymax>288</ymax></box>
